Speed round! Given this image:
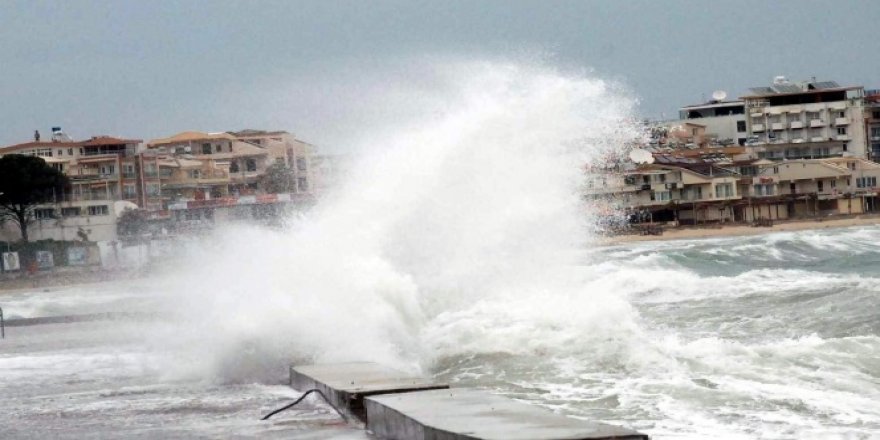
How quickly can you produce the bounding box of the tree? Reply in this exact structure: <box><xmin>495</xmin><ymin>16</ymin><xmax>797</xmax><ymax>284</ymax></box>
<box><xmin>116</xmin><ymin>208</ymin><xmax>150</xmax><ymax>240</ymax></box>
<box><xmin>259</xmin><ymin>162</ymin><xmax>295</xmax><ymax>194</ymax></box>
<box><xmin>0</xmin><ymin>154</ymin><xmax>70</xmax><ymax>242</ymax></box>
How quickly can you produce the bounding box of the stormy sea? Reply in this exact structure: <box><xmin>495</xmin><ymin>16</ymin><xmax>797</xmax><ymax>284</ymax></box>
<box><xmin>1</xmin><ymin>61</ymin><xmax>878</xmax><ymax>439</ymax></box>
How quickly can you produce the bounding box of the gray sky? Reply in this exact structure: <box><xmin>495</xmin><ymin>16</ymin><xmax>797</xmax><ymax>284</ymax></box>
<box><xmin>2</xmin><ymin>0</ymin><xmax>878</xmax><ymax>150</ymax></box>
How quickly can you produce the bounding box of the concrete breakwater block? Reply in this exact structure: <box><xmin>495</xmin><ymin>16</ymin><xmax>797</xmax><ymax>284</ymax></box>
<box><xmin>365</xmin><ymin>388</ymin><xmax>649</xmax><ymax>440</ymax></box>
<box><xmin>289</xmin><ymin>362</ymin><xmax>449</xmax><ymax>421</ymax></box>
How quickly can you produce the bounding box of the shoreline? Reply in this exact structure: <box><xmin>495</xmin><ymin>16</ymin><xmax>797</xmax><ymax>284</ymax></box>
<box><xmin>600</xmin><ymin>214</ymin><xmax>880</xmax><ymax>246</ymax></box>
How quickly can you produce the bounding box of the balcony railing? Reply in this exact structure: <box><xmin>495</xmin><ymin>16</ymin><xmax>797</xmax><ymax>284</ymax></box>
<box><xmin>771</xmin><ymin>123</ymin><xmax>785</xmax><ymax>131</ymax></box>
<box><xmin>834</xmin><ymin>117</ymin><xmax>849</xmax><ymax>126</ymax></box>
<box><xmin>810</xmin><ymin>119</ymin><xmax>825</xmax><ymax>127</ymax></box>
<box><xmin>752</xmin><ymin>124</ymin><xmax>765</xmax><ymax>132</ymax></box>
<box><xmin>789</xmin><ymin>121</ymin><xmax>804</xmax><ymax>129</ymax></box>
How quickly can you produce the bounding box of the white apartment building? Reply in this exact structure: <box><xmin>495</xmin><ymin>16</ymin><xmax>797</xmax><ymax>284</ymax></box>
<box><xmin>742</xmin><ymin>78</ymin><xmax>867</xmax><ymax>160</ymax></box>
<box><xmin>677</xmin><ymin>100</ymin><xmax>748</xmax><ymax>146</ymax></box>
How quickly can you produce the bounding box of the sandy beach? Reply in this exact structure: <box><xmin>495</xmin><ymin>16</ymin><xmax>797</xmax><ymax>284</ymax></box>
<box><xmin>602</xmin><ymin>214</ymin><xmax>880</xmax><ymax>245</ymax></box>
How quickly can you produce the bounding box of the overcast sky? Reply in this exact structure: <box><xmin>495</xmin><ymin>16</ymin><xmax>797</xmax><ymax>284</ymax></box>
<box><xmin>2</xmin><ymin>0</ymin><xmax>878</xmax><ymax>150</ymax></box>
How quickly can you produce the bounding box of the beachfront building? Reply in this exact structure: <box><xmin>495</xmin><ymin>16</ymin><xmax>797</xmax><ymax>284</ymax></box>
<box><xmin>146</xmin><ymin>129</ymin><xmax>315</xmax><ymax>200</ymax></box>
<box><xmin>146</xmin><ymin>130</ymin><xmax>317</xmax><ymax>231</ymax></box>
<box><xmin>647</xmin><ymin>99</ymin><xmax>747</xmax><ymax>151</ymax></box>
<box><xmin>677</xmin><ymin>99</ymin><xmax>748</xmax><ymax>147</ymax></box>
<box><xmin>741</xmin><ymin>77</ymin><xmax>868</xmax><ymax>160</ymax></box>
<box><xmin>0</xmin><ymin>129</ymin><xmax>168</xmax><ymax>244</ymax></box>
<box><xmin>587</xmin><ymin>154</ymin><xmax>880</xmax><ymax>226</ymax></box>
<box><xmin>865</xmin><ymin>89</ymin><xmax>880</xmax><ymax>160</ymax></box>
<box><xmin>0</xmin><ymin>129</ymin><xmax>163</xmax><ymax>210</ymax></box>
<box><xmin>228</xmin><ymin>129</ymin><xmax>315</xmax><ymax>195</ymax></box>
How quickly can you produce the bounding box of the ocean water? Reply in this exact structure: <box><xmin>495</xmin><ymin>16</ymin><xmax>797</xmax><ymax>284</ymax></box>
<box><xmin>2</xmin><ymin>60</ymin><xmax>879</xmax><ymax>439</ymax></box>
<box><xmin>2</xmin><ymin>227</ymin><xmax>879</xmax><ymax>439</ymax></box>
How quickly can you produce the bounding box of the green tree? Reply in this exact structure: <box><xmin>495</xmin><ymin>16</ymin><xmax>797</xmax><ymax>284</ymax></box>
<box><xmin>259</xmin><ymin>162</ymin><xmax>295</xmax><ymax>193</ymax></box>
<box><xmin>116</xmin><ymin>208</ymin><xmax>150</xmax><ymax>240</ymax></box>
<box><xmin>0</xmin><ymin>154</ymin><xmax>70</xmax><ymax>242</ymax></box>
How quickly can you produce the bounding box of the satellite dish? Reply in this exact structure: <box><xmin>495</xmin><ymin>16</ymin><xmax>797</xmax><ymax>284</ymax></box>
<box><xmin>629</xmin><ymin>149</ymin><xmax>655</xmax><ymax>164</ymax></box>
<box><xmin>712</xmin><ymin>90</ymin><xmax>728</xmax><ymax>101</ymax></box>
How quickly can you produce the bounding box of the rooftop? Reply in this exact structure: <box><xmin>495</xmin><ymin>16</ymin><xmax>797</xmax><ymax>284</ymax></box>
<box><xmin>147</xmin><ymin>131</ymin><xmax>235</xmax><ymax>147</ymax></box>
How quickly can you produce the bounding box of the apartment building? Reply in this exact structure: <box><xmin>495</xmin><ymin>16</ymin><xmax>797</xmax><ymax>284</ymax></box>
<box><xmin>0</xmin><ymin>129</ymin><xmax>164</xmax><ymax>209</ymax></box>
<box><xmin>865</xmin><ymin>90</ymin><xmax>880</xmax><ymax>160</ymax></box>
<box><xmin>742</xmin><ymin>78</ymin><xmax>867</xmax><ymax>160</ymax></box>
<box><xmin>678</xmin><ymin>99</ymin><xmax>748</xmax><ymax>146</ymax></box>
<box><xmin>147</xmin><ymin>129</ymin><xmax>315</xmax><ymax>200</ymax></box>
<box><xmin>228</xmin><ymin>129</ymin><xmax>314</xmax><ymax>195</ymax></box>
<box><xmin>587</xmin><ymin>154</ymin><xmax>880</xmax><ymax>226</ymax></box>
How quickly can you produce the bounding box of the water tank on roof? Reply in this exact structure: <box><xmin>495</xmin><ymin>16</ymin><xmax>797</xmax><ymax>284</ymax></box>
<box><xmin>773</xmin><ymin>76</ymin><xmax>789</xmax><ymax>85</ymax></box>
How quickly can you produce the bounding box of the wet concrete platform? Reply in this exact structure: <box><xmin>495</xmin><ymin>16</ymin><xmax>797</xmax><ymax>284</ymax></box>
<box><xmin>289</xmin><ymin>362</ymin><xmax>449</xmax><ymax>421</ymax></box>
<box><xmin>365</xmin><ymin>388</ymin><xmax>649</xmax><ymax>440</ymax></box>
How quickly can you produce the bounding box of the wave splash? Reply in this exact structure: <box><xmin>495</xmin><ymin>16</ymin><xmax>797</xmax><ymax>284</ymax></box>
<box><xmin>151</xmin><ymin>58</ymin><xmax>643</xmax><ymax>382</ymax></box>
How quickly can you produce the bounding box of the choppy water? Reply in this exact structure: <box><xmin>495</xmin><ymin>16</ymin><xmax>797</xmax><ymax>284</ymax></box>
<box><xmin>3</xmin><ymin>61</ymin><xmax>879</xmax><ymax>439</ymax></box>
<box><xmin>2</xmin><ymin>227</ymin><xmax>879</xmax><ymax>439</ymax></box>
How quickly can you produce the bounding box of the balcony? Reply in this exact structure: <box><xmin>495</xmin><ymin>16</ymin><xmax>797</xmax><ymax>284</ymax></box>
<box><xmin>750</xmin><ymin>111</ymin><xmax>763</xmax><ymax>118</ymax></box>
<box><xmin>791</xmin><ymin>138</ymin><xmax>805</xmax><ymax>143</ymax></box>
<box><xmin>790</xmin><ymin>121</ymin><xmax>804</xmax><ymax>129</ymax></box>
<box><xmin>835</xmin><ymin>117</ymin><xmax>849</xmax><ymax>126</ymax></box>
<box><xmin>752</xmin><ymin>124</ymin><xmax>765</xmax><ymax>132</ymax></box>
<box><xmin>771</xmin><ymin>123</ymin><xmax>785</xmax><ymax>131</ymax></box>
<box><xmin>811</xmin><ymin>136</ymin><xmax>826</xmax><ymax>142</ymax></box>
<box><xmin>810</xmin><ymin>119</ymin><xmax>825</xmax><ymax>128</ymax></box>
<box><xmin>836</xmin><ymin>134</ymin><xmax>851</xmax><ymax>141</ymax></box>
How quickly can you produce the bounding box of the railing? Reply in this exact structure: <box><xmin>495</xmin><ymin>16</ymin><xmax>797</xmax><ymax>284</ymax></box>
<box><xmin>1</xmin><ymin>307</ymin><xmax>4</xmax><ymax>339</ymax></box>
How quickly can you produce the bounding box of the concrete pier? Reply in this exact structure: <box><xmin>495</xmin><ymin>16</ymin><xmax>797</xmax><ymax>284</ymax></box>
<box><xmin>289</xmin><ymin>362</ymin><xmax>449</xmax><ymax>421</ymax></box>
<box><xmin>365</xmin><ymin>388</ymin><xmax>649</xmax><ymax>440</ymax></box>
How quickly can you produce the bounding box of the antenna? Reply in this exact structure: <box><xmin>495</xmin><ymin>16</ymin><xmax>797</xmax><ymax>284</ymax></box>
<box><xmin>629</xmin><ymin>149</ymin><xmax>655</xmax><ymax>164</ymax></box>
<box><xmin>711</xmin><ymin>90</ymin><xmax>727</xmax><ymax>101</ymax></box>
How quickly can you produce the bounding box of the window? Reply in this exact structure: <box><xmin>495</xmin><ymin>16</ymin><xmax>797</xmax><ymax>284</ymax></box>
<box><xmin>836</xmin><ymin>111</ymin><xmax>845</xmax><ymax>118</ymax></box>
<box><xmin>753</xmin><ymin>184</ymin><xmax>774</xmax><ymax>196</ymax></box>
<box><xmin>34</xmin><ymin>208</ymin><xmax>55</xmax><ymax>220</ymax></box>
<box><xmin>684</xmin><ymin>186</ymin><xmax>702</xmax><ymax>200</ymax></box>
<box><xmin>871</xmin><ymin>127</ymin><xmax>880</xmax><ymax>139</ymax></box>
<box><xmin>68</xmin><ymin>148</ymin><xmax>73</xmax><ymax>155</ymax></box>
<box><xmin>296</xmin><ymin>157</ymin><xmax>307</xmax><ymax>171</ymax></box>
<box><xmin>246</xmin><ymin>158</ymin><xmax>257</xmax><ymax>172</ymax></box>
<box><xmin>123</xmin><ymin>184</ymin><xmax>137</xmax><ymax>198</ymax></box>
<box><xmin>202</xmin><ymin>143</ymin><xmax>211</xmax><ymax>154</ymax></box>
<box><xmin>230</xmin><ymin>161</ymin><xmax>239</xmax><ymax>173</ymax></box>
<box><xmin>215</xmin><ymin>144</ymin><xmax>221</xmax><ymax>153</ymax></box>
<box><xmin>146</xmin><ymin>183</ymin><xmax>161</xmax><ymax>196</ymax></box>
<box><xmin>715</xmin><ymin>183</ymin><xmax>733</xmax><ymax>198</ymax></box>
<box><xmin>36</xmin><ymin>148</ymin><xmax>52</xmax><ymax>157</ymax></box>
<box><xmin>57</xmin><ymin>149</ymin><xmax>63</xmax><ymax>156</ymax></box>
<box><xmin>773</xmin><ymin>166</ymin><xmax>779</xmax><ymax>174</ymax></box>
<box><xmin>88</xmin><ymin>205</ymin><xmax>109</xmax><ymax>216</ymax></box>
<box><xmin>736</xmin><ymin>121</ymin><xmax>746</xmax><ymax>132</ymax></box>
<box><xmin>838</xmin><ymin>127</ymin><xmax>847</xmax><ymax>135</ymax></box>
<box><xmin>817</xmin><ymin>180</ymin><xmax>824</xmax><ymax>192</ymax></box>
<box><xmin>189</xmin><ymin>169</ymin><xmax>201</xmax><ymax>179</ymax></box>
<box><xmin>297</xmin><ymin>177</ymin><xmax>309</xmax><ymax>192</ymax></box>
<box><xmin>61</xmin><ymin>207</ymin><xmax>81</xmax><ymax>217</ymax></box>
<box><xmin>123</xmin><ymin>164</ymin><xmax>135</xmax><ymax>178</ymax></box>
<box><xmin>100</xmin><ymin>165</ymin><xmax>115</xmax><ymax>176</ymax></box>
<box><xmin>830</xmin><ymin>180</ymin><xmax>837</xmax><ymax>189</ymax></box>
<box><xmin>874</xmin><ymin>111</ymin><xmax>880</xmax><ymax>119</ymax></box>
<box><xmin>857</xmin><ymin>177</ymin><xmax>878</xmax><ymax>188</ymax></box>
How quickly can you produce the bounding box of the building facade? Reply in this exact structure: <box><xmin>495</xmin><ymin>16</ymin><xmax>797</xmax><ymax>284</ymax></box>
<box><xmin>741</xmin><ymin>78</ymin><xmax>867</xmax><ymax>161</ymax></box>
